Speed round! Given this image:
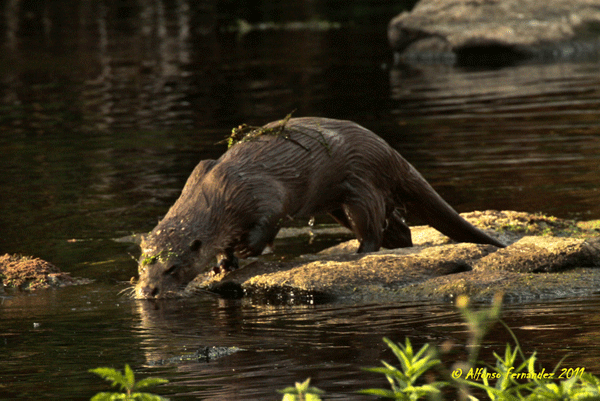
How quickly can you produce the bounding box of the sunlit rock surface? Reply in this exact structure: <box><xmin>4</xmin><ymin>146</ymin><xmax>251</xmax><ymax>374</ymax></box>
<box><xmin>189</xmin><ymin>210</ymin><xmax>600</xmax><ymax>304</ymax></box>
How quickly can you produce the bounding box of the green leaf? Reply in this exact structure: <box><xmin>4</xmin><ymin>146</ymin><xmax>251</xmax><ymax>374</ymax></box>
<box><xmin>131</xmin><ymin>392</ymin><xmax>170</xmax><ymax>401</ymax></box>
<box><xmin>413</xmin><ymin>342</ymin><xmax>430</xmax><ymax>361</ymax></box>
<box><xmin>124</xmin><ymin>364</ymin><xmax>136</xmax><ymax>390</ymax></box>
<box><xmin>581</xmin><ymin>372</ymin><xmax>600</xmax><ymax>387</ymax></box>
<box><xmin>356</xmin><ymin>388</ymin><xmax>399</xmax><ymax>398</ymax></box>
<box><xmin>133</xmin><ymin>378</ymin><xmax>169</xmax><ymax>391</ymax></box>
<box><xmin>90</xmin><ymin>365</ymin><xmax>169</xmax><ymax>401</ymax></box>
<box><xmin>278</xmin><ymin>378</ymin><xmax>323</xmax><ymax>401</ymax></box>
<box><xmin>89</xmin><ymin>368</ymin><xmax>127</xmax><ymax>390</ymax></box>
<box><xmin>90</xmin><ymin>393</ymin><xmax>119</xmax><ymax>401</ymax></box>
<box><xmin>295</xmin><ymin>378</ymin><xmax>311</xmax><ymax>393</ymax></box>
<box><xmin>279</xmin><ymin>386</ymin><xmax>299</xmax><ymax>394</ymax></box>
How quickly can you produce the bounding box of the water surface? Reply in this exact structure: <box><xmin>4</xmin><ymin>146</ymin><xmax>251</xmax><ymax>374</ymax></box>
<box><xmin>3</xmin><ymin>286</ymin><xmax>600</xmax><ymax>400</ymax></box>
<box><xmin>1</xmin><ymin>1</ymin><xmax>600</xmax><ymax>400</ymax></box>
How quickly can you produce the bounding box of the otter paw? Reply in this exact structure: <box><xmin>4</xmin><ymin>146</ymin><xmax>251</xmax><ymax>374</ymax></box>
<box><xmin>212</xmin><ymin>256</ymin><xmax>239</xmax><ymax>275</ymax></box>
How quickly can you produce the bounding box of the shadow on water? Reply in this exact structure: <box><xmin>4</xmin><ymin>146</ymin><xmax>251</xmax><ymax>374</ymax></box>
<box><xmin>1</xmin><ymin>1</ymin><xmax>600</xmax><ymax>400</ymax></box>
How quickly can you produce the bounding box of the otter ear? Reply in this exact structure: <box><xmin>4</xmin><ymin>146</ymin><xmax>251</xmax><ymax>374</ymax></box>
<box><xmin>189</xmin><ymin>239</ymin><xmax>202</xmax><ymax>252</ymax></box>
<box><xmin>191</xmin><ymin>159</ymin><xmax>218</xmax><ymax>180</ymax></box>
<box><xmin>197</xmin><ymin>159</ymin><xmax>218</xmax><ymax>174</ymax></box>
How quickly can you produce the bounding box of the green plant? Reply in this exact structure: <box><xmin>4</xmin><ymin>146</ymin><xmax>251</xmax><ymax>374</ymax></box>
<box><xmin>358</xmin><ymin>337</ymin><xmax>446</xmax><ymax>400</ymax></box>
<box><xmin>457</xmin><ymin>343</ymin><xmax>536</xmax><ymax>400</ymax></box>
<box><xmin>279</xmin><ymin>378</ymin><xmax>324</xmax><ymax>401</ymax></box>
<box><xmin>139</xmin><ymin>251</ymin><xmax>179</xmax><ymax>268</ymax></box>
<box><xmin>89</xmin><ymin>364</ymin><xmax>169</xmax><ymax>401</ymax></box>
<box><xmin>356</xmin><ymin>294</ymin><xmax>600</xmax><ymax>401</ymax></box>
<box><xmin>527</xmin><ymin>373</ymin><xmax>600</xmax><ymax>400</ymax></box>
<box><xmin>456</xmin><ymin>294</ymin><xmax>502</xmax><ymax>366</ymax></box>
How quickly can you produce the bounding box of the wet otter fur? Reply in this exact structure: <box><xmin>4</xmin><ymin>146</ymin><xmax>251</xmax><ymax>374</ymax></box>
<box><xmin>136</xmin><ymin>117</ymin><xmax>504</xmax><ymax>299</ymax></box>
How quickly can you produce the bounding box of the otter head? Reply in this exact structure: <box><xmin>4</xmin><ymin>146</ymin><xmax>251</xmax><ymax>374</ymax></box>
<box><xmin>133</xmin><ymin>158</ymin><xmax>246</xmax><ymax>299</ymax></box>
<box><xmin>135</xmin><ymin>227</ymin><xmax>218</xmax><ymax>299</ymax></box>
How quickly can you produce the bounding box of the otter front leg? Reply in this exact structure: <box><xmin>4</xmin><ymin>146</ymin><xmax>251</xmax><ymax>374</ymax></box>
<box><xmin>382</xmin><ymin>208</ymin><xmax>413</xmax><ymax>248</ymax></box>
<box><xmin>244</xmin><ymin>214</ymin><xmax>281</xmax><ymax>256</ymax></box>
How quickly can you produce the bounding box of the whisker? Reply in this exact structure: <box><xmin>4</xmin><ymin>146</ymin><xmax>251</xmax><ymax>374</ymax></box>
<box><xmin>117</xmin><ymin>286</ymin><xmax>136</xmax><ymax>297</ymax></box>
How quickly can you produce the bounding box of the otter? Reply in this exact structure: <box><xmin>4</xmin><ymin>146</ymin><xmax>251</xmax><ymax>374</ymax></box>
<box><xmin>136</xmin><ymin>117</ymin><xmax>504</xmax><ymax>299</ymax></box>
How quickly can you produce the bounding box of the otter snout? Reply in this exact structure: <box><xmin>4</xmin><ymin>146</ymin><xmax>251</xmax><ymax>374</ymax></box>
<box><xmin>137</xmin><ymin>283</ymin><xmax>160</xmax><ymax>298</ymax></box>
<box><xmin>135</xmin><ymin>274</ymin><xmax>181</xmax><ymax>299</ymax></box>
<box><xmin>135</xmin><ymin>255</ymin><xmax>202</xmax><ymax>299</ymax></box>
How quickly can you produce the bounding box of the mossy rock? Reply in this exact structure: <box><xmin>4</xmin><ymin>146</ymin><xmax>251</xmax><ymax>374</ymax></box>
<box><xmin>0</xmin><ymin>254</ymin><xmax>92</xmax><ymax>291</ymax></box>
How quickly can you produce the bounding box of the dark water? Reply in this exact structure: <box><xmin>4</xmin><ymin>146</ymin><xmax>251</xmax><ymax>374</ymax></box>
<box><xmin>3</xmin><ymin>287</ymin><xmax>600</xmax><ymax>400</ymax></box>
<box><xmin>1</xmin><ymin>1</ymin><xmax>600</xmax><ymax>400</ymax></box>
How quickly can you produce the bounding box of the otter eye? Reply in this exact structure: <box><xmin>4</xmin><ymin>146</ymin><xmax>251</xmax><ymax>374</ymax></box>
<box><xmin>163</xmin><ymin>264</ymin><xmax>181</xmax><ymax>277</ymax></box>
<box><xmin>189</xmin><ymin>239</ymin><xmax>202</xmax><ymax>252</ymax></box>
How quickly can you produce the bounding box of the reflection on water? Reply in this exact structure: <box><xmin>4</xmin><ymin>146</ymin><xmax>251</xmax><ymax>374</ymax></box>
<box><xmin>387</xmin><ymin>61</ymin><xmax>600</xmax><ymax>219</ymax></box>
<box><xmin>3</xmin><ymin>285</ymin><xmax>600</xmax><ymax>400</ymax></box>
<box><xmin>2</xmin><ymin>1</ymin><xmax>600</xmax><ymax>400</ymax></box>
<box><xmin>1</xmin><ymin>1</ymin><xmax>393</xmax><ymax>133</ymax></box>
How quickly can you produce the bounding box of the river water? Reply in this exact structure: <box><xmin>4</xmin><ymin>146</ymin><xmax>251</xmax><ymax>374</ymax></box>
<box><xmin>1</xmin><ymin>1</ymin><xmax>600</xmax><ymax>400</ymax></box>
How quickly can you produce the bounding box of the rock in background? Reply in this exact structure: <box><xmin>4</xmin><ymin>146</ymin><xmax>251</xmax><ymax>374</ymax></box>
<box><xmin>388</xmin><ymin>0</ymin><xmax>600</xmax><ymax>66</ymax></box>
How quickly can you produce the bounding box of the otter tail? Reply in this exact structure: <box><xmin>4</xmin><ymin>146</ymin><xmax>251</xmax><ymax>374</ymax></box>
<box><xmin>396</xmin><ymin>163</ymin><xmax>505</xmax><ymax>248</ymax></box>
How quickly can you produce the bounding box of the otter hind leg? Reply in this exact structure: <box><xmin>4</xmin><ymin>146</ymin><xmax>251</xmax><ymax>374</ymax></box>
<box><xmin>382</xmin><ymin>209</ymin><xmax>413</xmax><ymax>248</ymax></box>
<box><xmin>341</xmin><ymin>203</ymin><xmax>384</xmax><ymax>253</ymax></box>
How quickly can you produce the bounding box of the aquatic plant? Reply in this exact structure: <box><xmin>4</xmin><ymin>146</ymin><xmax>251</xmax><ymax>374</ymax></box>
<box><xmin>279</xmin><ymin>378</ymin><xmax>324</xmax><ymax>401</ymax></box>
<box><xmin>220</xmin><ymin>112</ymin><xmax>296</xmax><ymax>149</ymax></box>
<box><xmin>362</xmin><ymin>294</ymin><xmax>600</xmax><ymax>400</ymax></box>
<box><xmin>358</xmin><ymin>338</ymin><xmax>446</xmax><ymax>400</ymax></box>
<box><xmin>219</xmin><ymin>112</ymin><xmax>332</xmax><ymax>155</ymax></box>
<box><xmin>89</xmin><ymin>364</ymin><xmax>169</xmax><ymax>401</ymax></box>
<box><xmin>139</xmin><ymin>251</ymin><xmax>179</xmax><ymax>268</ymax></box>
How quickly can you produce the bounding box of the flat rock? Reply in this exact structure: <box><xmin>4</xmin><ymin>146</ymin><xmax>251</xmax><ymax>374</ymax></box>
<box><xmin>187</xmin><ymin>210</ymin><xmax>600</xmax><ymax>304</ymax></box>
<box><xmin>473</xmin><ymin>236</ymin><xmax>600</xmax><ymax>273</ymax></box>
<box><xmin>396</xmin><ymin>268</ymin><xmax>600</xmax><ymax>303</ymax></box>
<box><xmin>388</xmin><ymin>0</ymin><xmax>600</xmax><ymax>65</ymax></box>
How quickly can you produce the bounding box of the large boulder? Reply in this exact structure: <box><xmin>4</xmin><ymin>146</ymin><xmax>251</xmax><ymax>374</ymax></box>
<box><xmin>388</xmin><ymin>0</ymin><xmax>600</xmax><ymax>66</ymax></box>
<box><xmin>188</xmin><ymin>211</ymin><xmax>600</xmax><ymax>304</ymax></box>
